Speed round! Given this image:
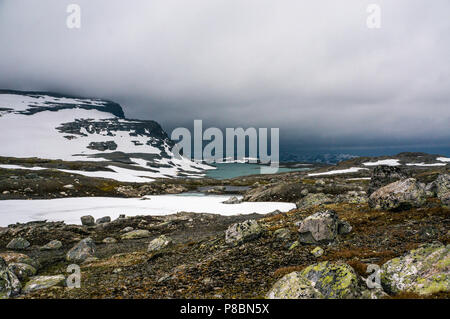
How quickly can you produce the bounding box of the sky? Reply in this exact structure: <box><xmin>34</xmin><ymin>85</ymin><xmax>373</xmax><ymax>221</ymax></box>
<box><xmin>0</xmin><ymin>0</ymin><xmax>449</xmax><ymax>151</ymax></box>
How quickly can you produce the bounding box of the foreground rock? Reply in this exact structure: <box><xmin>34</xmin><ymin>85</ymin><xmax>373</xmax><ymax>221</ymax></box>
<box><xmin>380</xmin><ymin>243</ymin><xmax>449</xmax><ymax>295</ymax></box>
<box><xmin>148</xmin><ymin>235</ymin><xmax>172</xmax><ymax>252</ymax></box>
<box><xmin>66</xmin><ymin>238</ymin><xmax>96</xmax><ymax>263</ymax></box>
<box><xmin>368</xmin><ymin>165</ymin><xmax>409</xmax><ymax>196</ymax></box>
<box><xmin>296</xmin><ymin>193</ymin><xmax>333</xmax><ymax>209</ymax></box>
<box><xmin>222</xmin><ymin>196</ymin><xmax>242</xmax><ymax>204</ymax></box>
<box><xmin>225</xmin><ymin>220</ymin><xmax>263</xmax><ymax>246</ymax></box>
<box><xmin>427</xmin><ymin>174</ymin><xmax>450</xmax><ymax>198</ymax></box>
<box><xmin>6</xmin><ymin>237</ymin><xmax>30</xmax><ymax>250</ymax></box>
<box><xmin>0</xmin><ymin>257</ymin><xmax>21</xmax><ymax>299</ymax></box>
<box><xmin>40</xmin><ymin>240</ymin><xmax>62</xmax><ymax>251</ymax></box>
<box><xmin>267</xmin><ymin>262</ymin><xmax>362</xmax><ymax>299</ymax></box>
<box><xmin>297</xmin><ymin>210</ymin><xmax>352</xmax><ymax>244</ymax></box>
<box><xmin>23</xmin><ymin>275</ymin><xmax>66</xmax><ymax>293</ymax></box>
<box><xmin>368</xmin><ymin>178</ymin><xmax>426</xmax><ymax>211</ymax></box>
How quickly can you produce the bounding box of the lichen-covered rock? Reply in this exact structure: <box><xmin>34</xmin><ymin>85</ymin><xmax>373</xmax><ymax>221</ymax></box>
<box><xmin>0</xmin><ymin>257</ymin><xmax>21</xmax><ymax>299</ymax></box>
<box><xmin>120</xmin><ymin>229</ymin><xmax>151</xmax><ymax>240</ymax></box>
<box><xmin>311</xmin><ymin>247</ymin><xmax>324</xmax><ymax>257</ymax></box>
<box><xmin>368</xmin><ymin>178</ymin><xmax>427</xmax><ymax>211</ymax></box>
<box><xmin>225</xmin><ymin>220</ymin><xmax>263</xmax><ymax>246</ymax></box>
<box><xmin>267</xmin><ymin>262</ymin><xmax>362</xmax><ymax>299</ymax></box>
<box><xmin>6</xmin><ymin>237</ymin><xmax>30</xmax><ymax>250</ymax></box>
<box><xmin>80</xmin><ymin>215</ymin><xmax>95</xmax><ymax>226</ymax></box>
<box><xmin>23</xmin><ymin>275</ymin><xmax>65</xmax><ymax>293</ymax></box>
<box><xmin>360</xmin><ymin>288</ymin><xmax>389</xmax><ymax>299</ymax></box>
<box><xmin>266</xmin><ymin>272</ymin><xmax>324</xmax><ymax>299</ymax></box>
<box><xmin>273</xmin><ymin>228</ymin><xmax>291</xmax><ymax>241</ymax></box>
<box><xmin>40</xmin><ymin>240</ymin><xmax>62</xmax><ymax>251</ymax></box>
<box><xmin>297</xmin><ymin>210</ymin><xmax>351</xmax><ymax>244</ymax></box>
<box><xmin>368</xmin><ymin>165</ymin><xmax>409</xmax><ymax>196</ymax></box>
<box><xmin>380</xmin><ymin>243</ymin><xmax>449</xmax><ymax>295</ymax></box>
<box><xmin>7</xmin><ymin>262</ymin><xmax>37</xmax><ymax>281</ymax></box>
<box><xmin>66</xmin><ymin>238</ymin><xmax>96</xmax><ymax>263</ymax></box>
<box><xmin>296</xmin><ymin>193</ymin><xmax>333</xmax><ymax>209</ymax></box>
<box><xmin>148</xmin><ymin>235</ymin><xmax>172</xmax><ymax>252</ymax></box>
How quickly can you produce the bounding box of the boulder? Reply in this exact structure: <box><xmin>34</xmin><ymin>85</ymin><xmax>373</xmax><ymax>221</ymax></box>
<box><xmin>368</xmin><ymin>178</ymin><xmax>427</xmax><ymax>211</ymax></box>
<box><xmin>8</xmin><ymin>262</ymin><xmax>37</xmax><ymax>281</ymax></box>
<box><xmin>336</xmin><ymin>191</ymin><xmax>368</xmax><ymax>204</ymax></box>
<box><xmin>225</xmin><ymin>220</ymin><xmax>263</xmax><ymax>246</ymax></box>
<box><xmin>426</xmin><ymin>174</ymin><xmax>450</xmax><ymax>198</ymax></box>
<box><xmin>296</xmin><ymin>193</ymin><xmax>333</xmax><ymax>209</ymax></box>
<box><xmin>148</xmin><ymin>235</ymin><xmax>172</xmax><ymax>252</ymax></box>
<box><xmin>243</xmin><ymin>182</ymin><xmax>305</xmax><ymax>202</ymax></box>
<box><xmin>23</xmin><ymin>275</ymin><xmax>66</xmax><ymax>293</ymax></box>
<box><xmin>222</xmin><ymin>196</ymin><xmax>242</xmax><ymax>204</ymax></box>
<box><xmin>66</xmin><ymin>238</ymin><xmax>96</xmax><ymax>263</ymax></box>
<box><xmin>273</xmin><ymin>228</ymin><xmax>291</xmax><ymax>241</ymax></box>
<box><xmin>297</xmin><ymin>210</ymin><xmax>351</xmax><ymax>244</ymax></box>
<box><xmin>96</xmin><ymin>216</ymin><xmax>111</xmax><ymax>224</ymax></box>
<box><xmin>0</xmin><ymin>252</ymin><xmax>40</xmax><ymax>270</ymax></box>
<box><xmin>40</xmin><ymin>240</ymin><xmax>62</xmax><ymax>251</ymax></box>
<box><xmin>368</xmin><ymin>165</ymin><xmax>409</xmax><ymax>196</ymax></box>
<box><xmin>80</xmin><ymin>215</ymin><xmax>95</xmax><ymax>226</ymax></box>
<box><xmin>120</xmin><ymin>226</ymin><xmax>134</xmax><ymax>233</ymax></box>
<box><xmin>0</xmin><ymin>257</ymin><xmax>21</xmax><ymax>298</ymax></box>
<box><xmin>267</xmin><ymin>262</ymin><xmax>362</xmax><ymax>299</ymax></box>
<box><xmin>120</xmin><ymin>229</ymin><xmax>151</xmax><ymax>240</ymax></box>
<box><xmin>6</xmin><ymin>237</ymin><xmax>30</xmax><ymax>250</ymax></box>
<box><xmin>380</xmin><ymin>243</ymin><xmax>449</xmax><ymax>295</ymax></box>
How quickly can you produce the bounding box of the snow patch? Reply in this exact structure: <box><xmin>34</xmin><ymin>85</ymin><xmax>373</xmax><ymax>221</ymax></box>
<box><xmin>308</xmin><ymin>167</ymin><xmax>369</xmax><ymax>177</ymax></box>
<box><xmin>362</xmin><ymin>159</ymin><xmax>401</xmax><ymax>166</ymax></box>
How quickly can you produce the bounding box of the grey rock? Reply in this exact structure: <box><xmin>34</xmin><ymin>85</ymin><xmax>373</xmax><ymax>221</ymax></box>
<box><xmin>23</xmin><ymin>275</ymin><xmax>65</xmax><ymax>293</ymax></box>
<box><xmin>222</xmin><ymin>196</ymin><xmax>242</xmax><ymax>204</ymax></box>
<box><xmin>7</xmin><ymin>262</ymin><xmax>37</xmax><ymax>281</ymax></box>
<box><xmin>296</xmin><ymin>193</ymin><xmax>333</xmax><ymax>209</ymax></box>
<box><xmin>102</xmin><ymin>237</ymin><xmax>117</xmax><ymax>244</ymax></box>
<box><xmin>6</xmin><ymin>238</ymin><xmax>30</xmax><ymax>250</ymax></box>
<box><xmin>66</xmin><ymin>238</ymin><xmax>96</xmax><ymax>263</ymax></box>
<box><xmin>368</xmin><ymin>178</ymin><xmax>427</xmax><ymax>211</ymax></box>
<box><xmin>80</xmin><ymin>215</ymin><xmax>95</xmax><ymax>226</ymax></box>
<box><xmin>96</xmin><ymin>216</ymin><xmax>111</xmax><ymax>224</ymax></box>
<box><xmin>148</xmin><ymin>235</ymin><xmax>172</xmax><ymax>252</ymax></box>
<box><xmin>121</xmin><ymin>229</ymin><xmax>150</xmax><ymax>240</ymax></box>
<box><xmin>297</xmin><ymin>210</ymin><xmax>351</xmax><ymax>244</ymax></box>
<box><xmin>368</xmin><ymin>165</ymin><xmax>409</xmax><ymax>196</ymax></box>
<box><xmin>225</xmin><ymin>220</ymin><xmax>263</xmax><ymax>246</ymax></box>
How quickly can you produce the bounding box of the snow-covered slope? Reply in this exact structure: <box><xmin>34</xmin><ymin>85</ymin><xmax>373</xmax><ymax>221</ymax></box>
<box><xmin>0</xmin><ymin>90</ymin><xmax>212</xmax><ymax>181</ymax></box>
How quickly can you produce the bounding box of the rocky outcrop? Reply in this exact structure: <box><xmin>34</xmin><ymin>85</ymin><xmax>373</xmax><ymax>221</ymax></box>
<box><xmin>8</xmin><ymin>262</ymin><xmax>37</xmax><ymax>281</ymax></box>
<box><xmin>368</xmin><ymin>178</ymin><xmax>427</xmax><ymax>211</ymax></box>
<box><xmin>0</xmin><ymin>257</ymin><xmax>21</xmax><ymax>299</ymax></box>
<box><xmin>368</xmin><ymin>165</ymin><xmax>409</xmax><ymax>196</ymax></box>
<box><xmin>267</xmin><ymin>262</ymin><xmax>362</xmax><ymax>299</ymax></box>
<box><xmin>96</xmin><ymin>216</ymin><xmax>111</xmax><ymax>224</ymax></box>
<box><xmin>380</xmin><ymin>243</ymin><xmax>449</xmax><ymax>295</ymax></box>
<box><xmin>243</xmin><ymin>183</ymin><xmax>305</xmax><ymax>202</ymax></box>
<box><xmin>40</xmin><ymin>240</ymin><xmax>62</xmax><ymax>251</ymax></box>
<box><xmin>426</xmin><ymin>174</ymin><xmax>450</xmax><ymax>198</ymax></box>
<box><xmin>297</xmin><ymin>210</ymin><xmax>352</xmax><ymax>244</ymax></box>
<box><xmin>148</xmin><ymin>235</ymin><xmax>172</xmax><ymax>252</ymax></box>
<box><xmin>225</xmin><ymin>220</ymin><xmax>263</xmax><ymax>246</ymax></box>
<box><xmin>87</xmin><ymin>141</ymin><xmax>117</xmax><ymax>151</ymax></box>
<box><xmin>296</xmin><ymin>193</ymin><xmax>333</xmax><ymax>209</ymax></box>
<box><xmin>66</xmin><ymin>238</ymin><xmax>96</xmax><ymax>263</ymax></box>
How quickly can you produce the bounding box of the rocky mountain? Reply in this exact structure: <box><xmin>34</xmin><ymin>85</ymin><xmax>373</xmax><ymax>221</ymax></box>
<box><xmin>0</xmin><ymin>90</ymin><xmax>212</xmax><ymax>182</ymax></box>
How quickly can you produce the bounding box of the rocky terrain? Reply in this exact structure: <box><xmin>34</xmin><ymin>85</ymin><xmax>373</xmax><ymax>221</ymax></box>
<box><xmin>0</xmin><ymin>153</ymin><xmax>449</xmax><ymax>299</ymax></box>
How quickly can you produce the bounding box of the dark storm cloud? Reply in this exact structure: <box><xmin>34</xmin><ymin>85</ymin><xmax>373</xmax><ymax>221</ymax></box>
<box><xmin>0</xmin><ymin>0</ymin><xmax>449</xmax><ymax>147</ymax></box>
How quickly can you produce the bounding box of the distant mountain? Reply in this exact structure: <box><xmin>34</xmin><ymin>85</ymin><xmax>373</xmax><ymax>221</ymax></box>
<box><xmin>0</xmin><ymin>90</ymin><xmax>212</xmax><ymax>182</ymax></box>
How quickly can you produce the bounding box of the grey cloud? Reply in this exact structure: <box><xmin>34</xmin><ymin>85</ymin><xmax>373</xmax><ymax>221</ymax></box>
<box><xmin>0</xmin><ymin>0</ymin><xmax>449</xmax><ymax>149</ymax></box>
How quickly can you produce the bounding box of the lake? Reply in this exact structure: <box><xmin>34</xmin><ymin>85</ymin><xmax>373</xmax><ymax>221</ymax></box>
<box><xmin>204</xmin><ymin>163</ymin><xmax>311</xmax><ymax>180</ymax></box>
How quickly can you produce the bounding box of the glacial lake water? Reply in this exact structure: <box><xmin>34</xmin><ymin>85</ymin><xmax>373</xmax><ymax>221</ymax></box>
<box><xmin>204</xmin><ymin>163</ymin><xmax>311</xmax><ymax>180</ymax></box>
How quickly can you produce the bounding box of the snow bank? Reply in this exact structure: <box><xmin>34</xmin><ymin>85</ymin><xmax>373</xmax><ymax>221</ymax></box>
<box><xmin>308</xmin><ymin>167</ymin><xmax>368</xmax><ymax>177</ymax></box>
<box><xmin>0</xmin><ymin>195</ymin><xmax>296</xmax><ymax>226</ymax></box>
<box><xmin>362</xmin><ymin>159</ymin><xmax>400</xmax><ymax>166</ymax></box>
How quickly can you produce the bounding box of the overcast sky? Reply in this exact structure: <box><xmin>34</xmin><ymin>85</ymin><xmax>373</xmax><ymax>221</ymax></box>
<box><xmin>0</xmin><ymin>0</ymin><xmax>449</xmax><ymax>149</ymax></box>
